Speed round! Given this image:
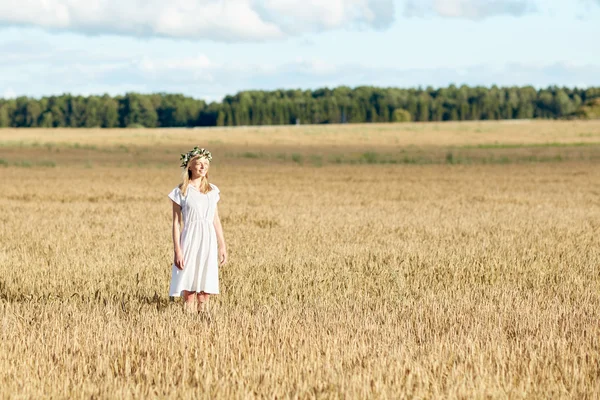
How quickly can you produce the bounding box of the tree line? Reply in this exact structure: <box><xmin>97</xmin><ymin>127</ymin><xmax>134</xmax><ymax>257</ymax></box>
<box><xmin>1</xmin><ymin>85</ymin><xmax>598</xmax><ymax>128</ymax></box>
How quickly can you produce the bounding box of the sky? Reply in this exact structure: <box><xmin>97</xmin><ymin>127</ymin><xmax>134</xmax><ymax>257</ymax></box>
<box><xmin>0</xmin><ymin>0</ymin><xmax>599</xmax><ymax>101</ymax></box>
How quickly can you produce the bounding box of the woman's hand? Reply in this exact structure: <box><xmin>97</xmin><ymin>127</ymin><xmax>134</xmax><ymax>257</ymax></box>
<box><xmin>219</xmin><ymin>246</ymin><xmax>228</xmax><ymax>267</ymax></box>
<box><xmin>213</xmin><ymin>206</ymin><xmax>228</xmax><ymax>267</ymax></box>
<box><xmin>174</xmin><ymin>250</ymin><xmax>184</xmax><ymax>270</ymax></box>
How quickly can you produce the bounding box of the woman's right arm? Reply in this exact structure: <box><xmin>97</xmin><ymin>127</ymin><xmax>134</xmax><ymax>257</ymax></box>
<box><xmin>172</xmin><ymin>202</ymin><xmax>184</xmax><ymax>270</ymax></box>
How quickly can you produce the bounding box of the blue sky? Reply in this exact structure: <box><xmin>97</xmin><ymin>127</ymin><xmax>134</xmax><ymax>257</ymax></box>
<box><xmin>1</xmin><ymin>0</ymin><xmax>599</xmax><ymax>101</ymax></box>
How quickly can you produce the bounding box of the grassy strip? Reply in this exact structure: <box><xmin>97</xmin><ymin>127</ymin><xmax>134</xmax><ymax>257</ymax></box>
<box><xmin>460</xmin><ymin>141</ymin><xmax>600</xmax><ymax>149</ymax></box>
<box><xmin>231</xmin><ymin>151</ymin><xmax>592</xmax><ymax>166</ymax></box>
<box><xmin>0</xmin><ymin>160</ymin><xmax>57</xmax><ymax>168</ymax></box>
<box><xmin>0</xmin><ymin>141</ymin><xmax>131</xmax><ymax>153</ymax></box>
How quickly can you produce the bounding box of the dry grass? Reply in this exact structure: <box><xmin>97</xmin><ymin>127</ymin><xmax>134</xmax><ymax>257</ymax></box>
<box><xmin>1</xmin><ymin>121</ymin><xmax>600</xmax><ymax>398</ymax></box>
<box><xmin>2</xmin><ymin>120</ymin><xmax>600</xmax><ymax>168</ymax></box>
<box><xmin>2</xmin><ymin>120</ymin><xmax>600</xmax><ymax>147</ymax></box>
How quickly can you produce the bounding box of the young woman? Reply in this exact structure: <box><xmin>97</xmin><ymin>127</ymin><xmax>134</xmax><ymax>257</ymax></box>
<box><xmin>168</xmin><ymin>146</ymin><xmax>227</xmax><ymax>313</ymax></box>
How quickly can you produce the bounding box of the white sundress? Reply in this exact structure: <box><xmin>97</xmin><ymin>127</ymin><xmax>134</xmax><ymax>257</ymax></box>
<box><xmin>168</xmin><ymin>182</ymin><xmax>220</xmax><ymax>296</ymax></box>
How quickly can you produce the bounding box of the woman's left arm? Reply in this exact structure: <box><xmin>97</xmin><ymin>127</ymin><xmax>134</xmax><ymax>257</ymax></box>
<box><xmin>213</xmin><ymin>205</ymin><xmax>228</xmax><ymax>266</ymax></box>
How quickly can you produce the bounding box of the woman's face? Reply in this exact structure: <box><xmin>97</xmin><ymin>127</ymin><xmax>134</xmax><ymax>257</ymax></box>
<box><xmin>189</xmin><ymin>156</ymin><xmax>210</xmax><ymax>177</ymax></box>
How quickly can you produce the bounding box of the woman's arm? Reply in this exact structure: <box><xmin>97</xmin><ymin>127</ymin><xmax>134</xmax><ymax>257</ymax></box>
<box><xmin>172</xmin><ymin>201</ymin><xmax>184</xmax><ymax>270</ymax></box>
<box><xmin>213</xmin><ymin>205</ymin><xmax>228</xmax><ymax>266</ymax></box>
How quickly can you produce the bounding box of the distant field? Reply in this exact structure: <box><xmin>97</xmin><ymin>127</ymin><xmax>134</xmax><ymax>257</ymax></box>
<box><xmin>1</xmin><ymin>121</ymin><xmax>599</xmax><ymax>398</ymax></box>
<box><xmin>1</xmin><ymin>120</ymin><xmax>600</xmax><ymax>168</ymax></box>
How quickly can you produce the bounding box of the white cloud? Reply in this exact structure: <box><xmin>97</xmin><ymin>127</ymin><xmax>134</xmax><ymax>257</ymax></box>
<box><xmin>291</xmin><ymin>57</ymin><xmax>338</xmax><ymax>75</ymax></box>
<box><xmin>0</xmin><ymin>0</ymin><xmax>394</xmax><ymax>41</ymax></box>
<box><xmin>138</xmin><ymin>54</ymin><xmax>212</xmax><ymax>73</ymax></box>
<box><xmin>405</xmin><ymin>0</ymin><xmax>537</xmax><ymax>19</ymax></box>
<box><xmin>2</xmin><ymin>87</ymin><xmax>16</xmax><ymax>98</ymax></box>
<box><xmin>254</xmin><ymin>0</ymin><xmax>394</xmax><ymax>32</ymax></box>
<box><xmin>138</xmin><ymin>54</ymin><xmax>216</xmax><ymax>82</ymax></box>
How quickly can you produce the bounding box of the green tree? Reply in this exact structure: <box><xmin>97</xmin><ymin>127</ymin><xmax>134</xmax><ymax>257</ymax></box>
<box><xmin>0</xmin><ymin>105</ymin><xmax>9</xmax><ymax>127</ymax></box>
<box><xmin>553</xmin><ymin>89</ymin><xmax>575</xmax><ymax>117</ymax></box>
<box><xmin>416</xmin><ymin>95</ymin><xmax>430</xmax><ymax>121</ymax></box>
<box><xmin>25</xmin><ymin>101</ymin><xmax>42</xmax><ymax>127</ymax></box>
<box><xmin>99</xmin><ymin>95</ymin><xmax>119</xmax><ymax>128</ymax></box>
<box><xmin>47</xmin><ymin>96</ymin><xmax>66</xmax><ymax>127</ymax></box>
<box><xmin>39</xmin><ymin>112</ymin><xmax>53</xmax><ymax>128</ymax></box>
<box><xmin>82</xmin><ymin>96</ymin><xmax>101</xmax><ymax>127</ymax></box>
<box><xmin>392</xmin><ymin>108</ymin><xmax>412</xmax><ymax>122</ymax></box>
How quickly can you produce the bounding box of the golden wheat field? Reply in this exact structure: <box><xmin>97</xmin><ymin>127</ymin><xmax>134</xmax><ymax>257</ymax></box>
<box><xmin>1</xmin><ymin>120</ymin><xmax>600</xmax><ymax>399</ymax></box>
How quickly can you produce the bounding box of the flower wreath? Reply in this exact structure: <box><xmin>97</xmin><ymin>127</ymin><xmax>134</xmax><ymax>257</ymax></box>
<box><xmin>180</xmin><ymin>146</ymin><xmax>212</xmax><ymax>168</ymax></box>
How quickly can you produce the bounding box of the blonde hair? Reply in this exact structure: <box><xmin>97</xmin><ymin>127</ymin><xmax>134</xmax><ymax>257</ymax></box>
<box><xmin>179</xmin><ymin>155</ymin><xmax>213</xmax><ymax>196</ymax></box>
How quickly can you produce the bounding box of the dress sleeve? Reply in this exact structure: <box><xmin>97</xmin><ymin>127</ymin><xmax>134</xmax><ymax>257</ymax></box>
<box><xmin>168</xmin><ymin>187</ymin><xmax>182</xmax><ymax>206</ymax></box>
<box><xmin>211</xmin><ymin>183</ymin><xmax>220</xmax><ymax>203</ymax></box>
